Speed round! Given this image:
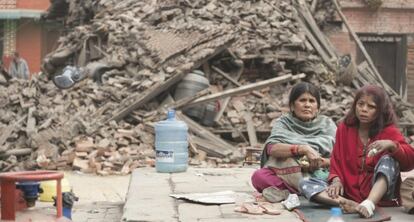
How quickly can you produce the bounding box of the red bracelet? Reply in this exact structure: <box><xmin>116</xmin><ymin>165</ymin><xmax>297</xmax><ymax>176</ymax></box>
<box><xmin>290</xmin><ymin>145</ymin><xmax>300</xmax><ymax>156</ymax></box>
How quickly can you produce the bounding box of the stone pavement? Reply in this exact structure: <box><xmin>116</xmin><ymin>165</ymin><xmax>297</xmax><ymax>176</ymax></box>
<box><xmin>122</xmin><ymin>167</ymin><xmax>302</xmax><ymax>222</ymax></box>
<box><xmin>14</xmin><ymin>171</ymin><xmax>130</xmax><ymax>222</ymax></box>
<box><xmin>122</xmin><ymin>167</ymin><xmax>414</xmax><ymax>222</ymax></box>
<box><xmin>67</xmin><ymin>171</ymin><xmax>129</xmax><ymax>222</ymax></box>
<box><xmin>6</xmin><ymin>168</ymin><xmax>414</xmax><ymax>221</ymax></box>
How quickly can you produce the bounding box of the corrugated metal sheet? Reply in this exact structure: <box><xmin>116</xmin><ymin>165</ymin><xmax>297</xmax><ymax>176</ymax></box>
<box><xmin>0</xmin><ymin>9</ymin><xmax>43</xmax><ymax>19</ymax></box>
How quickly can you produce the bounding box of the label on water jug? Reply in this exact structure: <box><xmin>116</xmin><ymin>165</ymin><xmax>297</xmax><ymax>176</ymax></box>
<box><xmin>156</xmin><ymin>150</ymin><xmax>174</xmax><ymax>163</ymax></box>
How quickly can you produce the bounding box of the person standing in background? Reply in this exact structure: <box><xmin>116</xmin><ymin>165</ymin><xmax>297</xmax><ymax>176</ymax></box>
<box><xmin>9</xmin><ymin>52</ymin><xmax>30</xmax><ymax>79</ymax></box>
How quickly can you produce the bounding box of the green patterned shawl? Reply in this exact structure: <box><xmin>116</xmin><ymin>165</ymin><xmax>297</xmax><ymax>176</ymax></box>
<box><xmin>261</xmin><ymin>113</ymin><xmax>337</xmax><ymax>169</ymax></box>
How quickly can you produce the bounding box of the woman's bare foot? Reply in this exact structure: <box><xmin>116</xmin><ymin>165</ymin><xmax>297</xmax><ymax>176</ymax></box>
<box><xmin>355</xmin><ymin>204</ymin><xmax>371</xmax><ymax>218</ymax></box>
<box><xmin>338</xmin><ymin>199</ymin><xmax>359</xmax><ymax>214</ymax></box>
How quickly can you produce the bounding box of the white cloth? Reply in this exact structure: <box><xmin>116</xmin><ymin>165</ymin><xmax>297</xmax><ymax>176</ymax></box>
<box><xmin>359</xmin><ymin>199</ymin><xmax>375</xmax><ymax>217</ymax></box>
<box><xmin>9</xmin><ymin>58</ymin><xmax>30</xmax><ymax>79</ymax></box>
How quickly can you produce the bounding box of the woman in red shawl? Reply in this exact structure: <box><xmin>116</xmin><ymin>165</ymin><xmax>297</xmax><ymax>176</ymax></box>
<box><xmin>299</xmin><ymin>85</ymin><xmax>414</xmax><ymax>218</ymax></box>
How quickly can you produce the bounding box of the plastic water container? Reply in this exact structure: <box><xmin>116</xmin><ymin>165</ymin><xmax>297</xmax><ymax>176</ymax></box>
<box><xmin>39</xmin><ymin>178</ymin><xmax>71</xmax><ymax>202</ymax></box>
<box><xmin>155</xmin><ymin>110</ymin><xmax>189</xmax><ymax>173</ymax></box>
<box><xmin>174</xmin><ymin>70</ymin><xmax>209</xmax><ymax>119</ymax></box>
<box><xmin>326</xmin><ymin>207</ymin><xmax>345</xmax><ymax>222</ymax></box>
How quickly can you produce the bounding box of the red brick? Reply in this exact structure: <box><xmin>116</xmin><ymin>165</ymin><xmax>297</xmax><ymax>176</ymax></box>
<box><xmin>15</xmin><ymin>19</ymin><xmax>42</xmax><ymax>73</ymax></box>
<box><xmin>342</xmin><ymin>8</ymin><xmax>414</xmax><ymax>33</ymax></box>
<box><xmin>16</xmin><ymin>0</ymin><xmax>49</xmax><ymax>10</ymax></box>
<box><xmin>328</xmin><ymin>32</ymin><xmax>357</xmax><ymax>58</ymax></box>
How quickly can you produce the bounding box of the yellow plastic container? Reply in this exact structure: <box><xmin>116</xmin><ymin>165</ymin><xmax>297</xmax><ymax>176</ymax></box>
<box><xmin>39</xmin><ymin>178</ymin><xmax>71</xmax><ymax>202</ymax></box>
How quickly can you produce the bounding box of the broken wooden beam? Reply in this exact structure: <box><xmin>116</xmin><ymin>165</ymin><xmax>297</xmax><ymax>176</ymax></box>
<box><xmin>297</xmin><ymin>0</ymin><xmax>337</xmax><ymax>59</ymax></box>
<box><xmin>169</xmin><ymin>88</ymin><xmax>211</xmax><ymax>110</ymax></box>
<box><xmin>243</xmin><ymin>111</ymin><xmax>258</xmax><ymax>146</ymax></box>
<box><xmin>0</xmin><ymin>148</ymin><xmax>32</xmax><ymax>158</ymax></box>
<box><xmin>179</xmin><ymin>73</ymin><xmax>306</xmax><ymax>109</ymax></box>
<box><xmin>0</xmin><ymin>115</ymin><xmax>27</xmax><ymax>153</ymax></box>
<box><xmin>213</xmin><ymin>60</ymin><xmax>244</xmax><ymax>123</ymax></box>
<box><xmin>176</xmin><ymin>112</ymin><xmax>234</xmax><ymax>157</ymax></box>
<box><xmin>296</xmin><ymin>16</ymin><xmax>336</xmax><ymax>71</ymax></box>
<box><xmin>102</xmin><ymin>36</ymin><xmax>235</xmax><ymax>124</ymax></box>
<box><xmin>211</xmin><ymin>66</ymin><xmax>264</xmax><ymax>98</ymax></box>
<box><xmin>332</xmin><ymin>0</ymin><xmax>397</xmax><ymax>96</ymax></box>
<box><xmin>191</xmin><ymin>136</ymin><xmax>228</xmax><ymax>158</ymax></box>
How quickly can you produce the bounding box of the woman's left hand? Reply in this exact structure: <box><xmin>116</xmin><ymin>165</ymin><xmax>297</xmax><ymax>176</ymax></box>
<box><xmin>367</xmin><ymin>140</ymin><xmax>396</xmax><ymax>157</ymax></box>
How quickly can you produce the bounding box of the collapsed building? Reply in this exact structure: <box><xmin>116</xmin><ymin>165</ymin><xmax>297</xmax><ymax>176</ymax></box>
<box><xmin>0</xmin><ymin>0</ymin><xmax>413</xmax><ymax>175</ymax></box>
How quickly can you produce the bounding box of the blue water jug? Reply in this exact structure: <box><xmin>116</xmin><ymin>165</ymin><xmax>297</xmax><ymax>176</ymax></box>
<box><xmin>155</xmin><ymin>109</ymin><xmax>189</xmax><ymax>173</ymax></box>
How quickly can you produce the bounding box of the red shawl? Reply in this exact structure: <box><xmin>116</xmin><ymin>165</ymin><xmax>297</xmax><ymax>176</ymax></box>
<box><xmin>329</xmin><ymin>122</ymin><xmax>414</xmax><ymax>203</ymax></box>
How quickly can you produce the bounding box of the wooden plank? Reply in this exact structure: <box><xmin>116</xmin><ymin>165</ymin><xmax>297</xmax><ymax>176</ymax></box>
<box><xmin>104</xmin><ymin>39</ymin><xmax>234</xmax><ymax>123</ymax></box>
<box><xmin>240</xmin><ymin>50</ymin><xmax>308</xmax><ymax>60</ymax></box>
<box><xmin>191</xmin><ymin>136</ymin><xmax>228</xmax><ymax>158</ymax></box>
<box><xmin>357</xmin><ymin>62</ymin><xmax>393</xmax><ymax>94</ymax></box>
<box><xmin>310</xmin><ymin>0</ymin><xmax>318</xmax><ymax>13</ymax></box>
<box><xmin>297</xmin><ymin>0</ymin><xmax>337</xmax><ymax>59</ymax></box>
<box><xmin>296</xmin><ymin>16</ymin><xmax>336</xmax><ymax>71</ymax></box>
<box><xmin>26</xmin><ymin>107</ymin><xmax>37</xmax><ymax>136</ymax></box>
<box><xmin>176</xmin><ymin>112</ymin><xmax>234</xmax><ymax>157</ymax></box>
<box><xmin>332</xmin><ymin>0</ymin><xmax>398</xmax><ymax>96</ymax></box>
<box><xmin>202</xmin><ymin>62</ymin><xmax>211</xmax><ymax>80</ymax></box>
<box><xmin>213</xmin><ymin>60</ymin><xmax>244</xmax><ymax>123</ymax></box>
<box><xmin>0</xmin><ymin>115</ymin><xmax>27</xmax><ymax>152</ymax></box>
<box><xmin>188</xmin><ymin>134</ymin><xmax>199</xmax><ymax>155</ymax></box>
<box><xmin>180</xmin><ymin>73</ymin><xmax>306</xmax><ymax>109</ymax></box>
<box><xmin>0</xmin><ymin>148</ymin><xmax>32</xmax><ymax>158</ymax></box>
<box><xmin>211</xmin><ymin>66</ymin><xmax>264</xmax><ymax>98</ymax></box>
<box><xmin>108</xmin><ymin>75</ymin><xmax>185</xmax><ymax>122</ymax></box>
<box><xmin>214</xmin><ymin>98</ymin><xmax>231</xmax><ymax>124</ymax></box>
<box><xmin>243</xmin><ymin>111</ymin><xmax>258</xmax><ymax>146</ymax></box>
<box><xmin>169</xmin><ymin>88</ymin><xmax>210</xmax><ymax>110</ymax></box>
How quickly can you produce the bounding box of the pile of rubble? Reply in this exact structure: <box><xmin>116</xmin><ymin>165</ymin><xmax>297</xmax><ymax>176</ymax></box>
<box><xmin>0</xmin><ymin>0</ymin><xmax>412</xmax><ymax>175</ymax></box>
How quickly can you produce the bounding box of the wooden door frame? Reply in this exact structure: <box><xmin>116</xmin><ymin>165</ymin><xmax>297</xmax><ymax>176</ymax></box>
<box><xmin>357</xmin><ymin>34</ymin><xmax>407</xmax><ymax>98</ymax></box>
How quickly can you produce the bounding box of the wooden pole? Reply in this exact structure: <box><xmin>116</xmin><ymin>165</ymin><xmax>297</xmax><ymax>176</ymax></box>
<box><xmin>332</xmin><ymin>0</ymin><xmax>398</xmax><ymax>96</ymax></box>
<box><xmin>180</xmin><ymin>73</ymin><xmax>306</xmax><ymax>108</ymax></box>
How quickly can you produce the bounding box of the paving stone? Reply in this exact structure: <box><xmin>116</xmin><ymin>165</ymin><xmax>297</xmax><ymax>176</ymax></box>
<box><xmin>178</xmin><ymin>203</ymin><xmax>221</xmax><ymax>221</ymax></box>
<box><xmin>123</xmin><ymin>167</ymin><xmax>414</xmax><ymax>222</ymax></box>
<box><xmin>198</xmin><ymin>218</ymin><xmax>281</xmax><ymax>222</ymax></box>
<box><xmin>87</xmin><ymin>219</ymin><xmax>106</xmax><ymax>222</ymax></box>
<box><xmin>122</xmin><ymin>170</ymin><xmax>176</xmax><ymax>222</ymax></box>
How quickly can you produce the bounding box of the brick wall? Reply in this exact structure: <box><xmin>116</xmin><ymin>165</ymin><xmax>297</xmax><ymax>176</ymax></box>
<box><xmin>16</xmin><ymin>19</ymin><xmax>42</xmax><ymax>74</ymax></box>
<box><xmin>406</xmin><ymin>36</ymin><xmax>414</xmax><ymax>103</ymax></box>
<box><xmin>340</xmin><ymin>0</ymin><xmax>414</xmax><ymax>9</ymax></box>
<box><xmin>1</xmin><ymin>0</ymin><xmax>53</xmax><ymax>74</ymax></box>
<box><xmin>341</xmin><ymin>8</ymin><xmax>414</xmax><ymax>34</ymax></box>
<box><xmin>16</xmin><ymin>0</ymin><xmax>49</xmax><ymax>10</ymax></box>
<box><xmin>328</xmin><ymin>31</ymin><xmax>357</xmax><ymax>58</ymax></box>
<box><xmin>0</xmin><ymin>0</ymin><xmax>16</xmax><ymax>9</ymax></box>
<box><xmin>333</xmin><ymin>2</ymin><xmax>414</xmax><ymax>103</ymax></box>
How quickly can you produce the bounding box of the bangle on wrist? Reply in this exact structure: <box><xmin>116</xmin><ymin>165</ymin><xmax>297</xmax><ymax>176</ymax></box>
<box><xmin>290</xmin><ymin>144</ymin><xmax>300</xmax><ymax>157</ymax></box>
<box><xmin>332</xmin><ymin>177</ymin><xmax>341</xmax><ymax>184</ymax></box>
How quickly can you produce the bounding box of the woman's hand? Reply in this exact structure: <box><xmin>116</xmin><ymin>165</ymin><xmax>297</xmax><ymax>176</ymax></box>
<box><xmin>300</xmin><ymin>145</ymin><xmax>322</xmax><ymax>171</ymax></box>
<box><xmin>327</xmin><ymin>177</ymin><xmax>343</xmax><ymax>199</ymax></box>
<box><xmin>367</xmin><ymin>140</ymin><xmax>397</xmax><ymax>157</ymax></box>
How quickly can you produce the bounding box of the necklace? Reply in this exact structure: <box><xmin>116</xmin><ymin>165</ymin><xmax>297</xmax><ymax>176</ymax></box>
<box><xmin>361</xmin><ymin>138</ymin><xmax>370</xmax><ymax>172</ymax></box>
<box><xmin>358</xmin><ymin>126</ymin><xmax>370</xmax><ymax>172</ymax></box>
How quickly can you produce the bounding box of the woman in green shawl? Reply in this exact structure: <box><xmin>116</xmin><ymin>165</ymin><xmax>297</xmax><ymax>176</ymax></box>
<box><xmin>251</xmin><ymin>82</ymin><xmax>337</xmax><ymax>202</ymax></box>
